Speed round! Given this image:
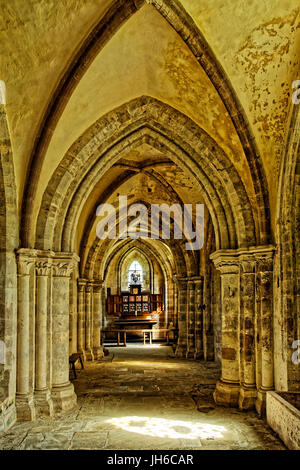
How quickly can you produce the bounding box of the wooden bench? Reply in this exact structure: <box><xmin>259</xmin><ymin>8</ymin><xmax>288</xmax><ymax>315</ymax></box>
<box><xmin>69</xmin><ymin>353</ymin><xmax>84</xmax><ymax>379</ymax></box>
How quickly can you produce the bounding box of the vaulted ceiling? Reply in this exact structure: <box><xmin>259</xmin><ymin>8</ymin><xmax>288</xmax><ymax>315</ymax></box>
<box><xmin>0</xmin><ymin>0</ymin><xmax>299</xmax><ymax>260</ymax></box>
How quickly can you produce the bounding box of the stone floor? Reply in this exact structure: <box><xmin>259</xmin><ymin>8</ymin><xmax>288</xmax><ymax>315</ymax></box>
<box><xmin>0</xmin><ymin>344</ymin><xmax>286</xmax><ymax>450</ymax></box>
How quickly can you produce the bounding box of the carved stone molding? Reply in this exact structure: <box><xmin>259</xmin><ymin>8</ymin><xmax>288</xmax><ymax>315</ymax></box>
<box><xmin>91</xmin><ymin>280</ymin><xmax>103</xmax><ymax>293</ymax></box>
<box><xmin>16</xmin><ymin>249</ymin><xmax>37</xmax><ymax>276</ymax></box>
<box><xmin>52</xmin><ymin>262</ymin><xmax>72</xmax><ymax>278</ymax></box>
<box><xmin>35</xmin><ymin>260</ymin><xmax>52</xmax><ymax>277</ymax></box>
<box><xmin>210</xmin><ymin>246</ymin><xmax>275</xmax><ymax>274</ymax></box>
<box><xmin>52</xmin><ymin>252</ymin><xmax>79</xmax><ymax>278</ymax></box>
<box><xmin>85</xmin><ymin>282</ymin><xmax>94</xmax><ymax>294</ymax></box>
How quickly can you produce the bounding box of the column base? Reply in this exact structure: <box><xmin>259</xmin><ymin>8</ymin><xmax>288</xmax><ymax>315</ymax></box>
<box><xmin>175</xmin><ymin>344</ymin><xmax>186</xmax><ymax>358</ymax></box>
<box><xmin>213</xmin><ymin>380</ymin><xmax>240</xmax><ymax>407</ymax></box>
<box><xmin>78</xmin><ymin>349</ymin><xmax>86</xmax><ymax>361</ymax></box>
<box><xmin>84</xmin><ymin>349</ymin><xmax>94</xmax><ymax>361</ymax></box>
<box><xmin>0</xmin><ymin>402</ymin><xmax>16</xmax><ymax>432</ymax></box>
<box><xmin>186</xmin><ymin>346</ymin><xmax>195</xmax><ymax>359</ymax></box>
<box><xmin>51</xmin><ymin>382</ymin><xmax>77</xmax><ymax>413</ymax></box>
<box><xmin>15</xmin><ymin>394</ymin><xmax>36</xmax><ymax>421</ymax></box>
<box><xmin>239</xmin><ymin>386</ymin><xmax>257</xmax><ymax>410</ymax></box>
<box><xmin>194</xmin><ymin>348</ymin><xmax>204</xmax><ymax>360</ymax></box>
<box><xmin>203</xmin><ymin>335</ymin><xmax>214</xmax><ymax>361</ymax></box>
<box><xmin>93</xmin><ymin>346</ymin><xmax>104</xmax><ymax>360</ymax></box>
<box><xmin>34</xmin><ymin>389</ymin><xmax>54</xmax><ymax>417</ymax></box>
<box><xmin>255</xmin><ymin>388</ymin><xmax>271</xmax><ymax>416</ymax></box>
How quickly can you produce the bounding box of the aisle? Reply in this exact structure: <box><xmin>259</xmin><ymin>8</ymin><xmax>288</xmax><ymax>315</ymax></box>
<box><xmin>0</xmin><ymin>345</ymin><xmax>285</xmax><ymax>450</ymax></box>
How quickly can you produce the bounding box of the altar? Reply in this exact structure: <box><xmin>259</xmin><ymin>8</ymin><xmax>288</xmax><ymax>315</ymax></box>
<box><xmin>106</xmin><ymin>277</ymin><xmax>163</xmax><ymax>337</ymax></box>
<box><xmin>114</xmin><ymin>319</ymin><xmax>157</xmax><ymax>330</ymax></box>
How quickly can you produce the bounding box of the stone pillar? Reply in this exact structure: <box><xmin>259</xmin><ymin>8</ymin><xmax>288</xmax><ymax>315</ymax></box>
<box><xmin>256</xmin><ymin>251</ymin><xmax>274</xmax><ymax>415</ymax></box>
<box><xmin>194</xmin><ymin>277</ymin><xmax>204</xmax><ymax>359</ymax></box>
<box><xmin>16</xmin><ymin>249</ymin><xmax>36</xmax><ymax>421</ymax></box>
<box><xmin>85</xmin><ymin>282</ymin><xmax>94</xmax><ymax>361</ymax></box>
<box><xmin>203</xmin><ymin>268</ymin><xmax>214</xmax><ymax>361</ymax></box>
<box><xmin>175</xmin><ymin>278</ymin><xmax>188</xmax><ymax>357</ymax></box>
<box><xmin>167</xmin><ymin>277</ymin><xmax>175</xmax><ymax>326</ymax></box>
<box><xmin>211</xmin><ymin>252</ymin><xmax>240</xmax><ymax>407</ymax></box>
<box><xmin>173</xmin><ymin>278</ymin><xmax>178</xmax><ymax>330</ymax></box>
<box><xmin>239</xmin><ymin>257</ymin><xmax>257</xmax><ymax>410</ymax></box>
<box><xmin>186</xmin><ymin>279</ymin><xmax>195</xmax><ymax>358</ymax></box>
<box><xmin>69</xmin><ymin>271</ymin><xmax>78</xmax><ymax>355</ymax></box>
<box><xmin>34</xmin><ymin>257</ymin><xmax>53</xmax><ymax>416</ymax></box>
<box><xmin>51</xmin><ymin>256</ymin><xmax>77</xmax><ymax>412</ymax></box>
<box><xmin>92</xmin><ymin>281</ymin><xmax>104</xmax><ymax>359</ymax></box>
<box><xmin>77</xmin><ymin>279</ymin><xmax>86</xmax><ymax>358</ymax></box>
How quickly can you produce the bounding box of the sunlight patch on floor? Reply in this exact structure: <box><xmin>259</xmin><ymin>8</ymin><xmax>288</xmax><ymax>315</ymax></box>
<box><xmin>107</xmin><ymin>416</ymin><xmax>226</xmax><ymax>440</ymax></box>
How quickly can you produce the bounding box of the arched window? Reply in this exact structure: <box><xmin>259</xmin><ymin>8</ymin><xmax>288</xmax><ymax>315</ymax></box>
<box><xmin>128</xmin><ymin>261</ymin><xmax>143</xmax><ymax>286</ymax></box>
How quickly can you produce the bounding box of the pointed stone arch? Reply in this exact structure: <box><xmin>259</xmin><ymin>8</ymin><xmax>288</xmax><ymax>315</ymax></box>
<box><xmin>34</xmin><ymin>97</ymin><xmax>257</xmax><ymax>254</ymax></box>
<box><xmin>274</xmin><ymin>102</ymin><xmax>300</xmax><ymax>392</ymax></box>
<box><xmin>0</xmin><ymin>105</ymin><xmax>19</xmax><ymax>430</ymax></box>
<box><xmin>21</xmin><ymin>0</ymin><xmax>270</xmax><ymax>249</ymax></box>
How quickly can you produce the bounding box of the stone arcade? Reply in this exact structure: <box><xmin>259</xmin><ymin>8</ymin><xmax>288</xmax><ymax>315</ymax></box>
<box><xmin>0</xmin><ymin>0</ymin><xmax>299</xmax><ymax>451</ymax></box>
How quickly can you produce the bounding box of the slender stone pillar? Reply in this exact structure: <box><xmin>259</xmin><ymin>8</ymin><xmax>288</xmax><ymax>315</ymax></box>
<box><xmin>211</xmin><ymin>252</ymin><xmax>240</xmax><ymax>407</ymax></box>
<box><xmin>239</xmin><ymin>257</ymin><xmax>257</xmax><ymax>410</ymax></box>
<box><xmin>175</xmin><ymin>278</ymin><xmax>188</xmax><ymax>357</ymax></box>
<box><xmin>256</xmin><ymin>251</ymin><xmax>274</xmax><ymax>415</ymax></box>
<box><xmin>69</xmin><ymin>272</ymin><xmax>78</xmax><ymax>355</ymax></box>
<box><xmin>92</xmin><ymin>281</ymin><xmax>104</xmax><ymax>359</ymax></box>
<box><xmin>167</xmin><ymin>277</ymin><xmax>175</xmax><ymax>326</ymax></box>
<box><xmin>77</xmin><ymin>279</ymin><xmax>86</xmax><ymax>358</ymax></box>
<box><xmin>173</xmin><ymin>278</ymin><xmax>178</xmax><ymax>330</ymax></box>
<box><xmin>34</xmin><ymin>258</ymin><xmax>53</xmax><ymax>416</ymax></box>
<box><xmin>194</xmin><ymin>277</ymin><xmax>204</xmax><ymax>359</ymax></box>
<box><xmin>16</xmin><ymin>249</ymin><xmax>36</xmax><ymax>420</ymax></box>
<box><xmin>203</xmin><ymin>268</ymin><xmax>214</xmax><ymax>361</ymax></box>
<box><xmin>186</xmin><ymin>279</ymin><xmax>195</xmax><ymax>358</ymax></box>
<box><xmin>85</xmin><ymin>282</ymin><xmax>94</xmax><ymax>361</ymax></box>
<box><xmin>51</xmin><ymin>256</ymin><xmax>77</xmax><ymax>412</ymax></box>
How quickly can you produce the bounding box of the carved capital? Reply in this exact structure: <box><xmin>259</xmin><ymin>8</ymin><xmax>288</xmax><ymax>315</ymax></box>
<box><xmin>257</xmin><ymin>256</ymin><xmax>273</xmax><ymax>273</ymax></box>
<box><xmin>52</xmin><ymin>262</ymin><xmax>72</xmax><ymax>278</ymax></box>
<box><xmin>35</xmin><ymin>260</ymin><xmax>52</xmax><ymax>277</ymax></box>
<box><xmin>175</xmin><ymin>277</ymin><xmax>188</xmax><ymax>289</ymax></box>
<box><xmin>78</xmin><ymin>278</ymin><xmax>87</xmax><ymax>292</ymax></box>
<box><xmin>239</xmin><ymin>256</ymin><xmax>256</xmax><ymax>274</ymax></box>
<box><xmin>92</xmin><ymin>280</ymin><xmax>103</xmax><ymax>293</ymax></box>
<box><xmin>17</xmin><ymin>249</ymin><xmax>36</xmax><ymax>276</ymax></box>
<box><xmin>86</xmin><ymin>282</ymin><xmax>93</xmax><ymax>294</ymax></box>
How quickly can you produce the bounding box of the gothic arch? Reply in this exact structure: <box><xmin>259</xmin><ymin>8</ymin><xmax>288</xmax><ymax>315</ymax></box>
<box><xmin>34</xmin><ymin>97</ymin><xmax>257</xmax><ymax>253</ymax></box>
<box><xmin>274</xmin><ymin>101</ymin><xmax>300</xmax><ymax>392</ymax></box>
<box><xmin>21</xmin><ymin>0</ymin><xmax>270</xmax><ymax>249</ymax></box>
<box><xmin>0</xmin><ymin>105</ymin><xmax>19</xmax><ymax>428</ymax></box>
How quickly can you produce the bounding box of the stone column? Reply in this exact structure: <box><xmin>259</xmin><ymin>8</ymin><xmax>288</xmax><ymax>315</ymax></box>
<box><xmin>203</xmin><ymin>268</ymin><xmax>214</xmax><ymax>361</ymax></box>
<box><xmin>211</xmin><ymin>251</ymin><xmax>240</xmax><ymax>407</ymax></box>
<box><xmin>69</xmin><ymin>272</ymin><xmax>78</xmax><ymax>355</ymax></box>
<box><xmin>167</xmin><ymin>277</ymin><xmax>175</xmax><ymax>326</ymax></box>
<box><xmin>239</xmin><ymin>256</ymin><xmax>257</xmax><ymax>410</ymax></box>
<box><xmin>92</xmin><ymin>281</ymin><xmax>104</xmax><ymax>359</ymax></box>
<box><xmin>175</xmin><ymin>278</ymin><xmax>188</xmax><ymax>357</ymax></box>
<box><xmin>85</xmin><ymin>282</ymin><xmax>94</xmax><ymax>361</ymax></box>
<box><xmin>34</xmin><ymin>257</ymin><xmax>53</xmax><ymax>416</ymax></box>
<box><xmin>173</xmin><ymin>277</ymin><xmax>178</xmax><ymax>330</ymax></box>
<box><xmin>51</xmin><ymin>256</ymin><xmax>77</xmax><ymax>412</ymax></box>
<box><xmin>256</xmin><ymin>250</ymin><xmax>274</xmax><ymax>415</ymax></box>
<box><xmin>16</xmin><ymin>249</ymin><xmax>36</xmax><ymax>421</ymax></box>
<box><xmin>186</xmin><ymin>279</ymin><xmax>195</xmax><ymax>358</ymax></box>
<box><xmin>77</xmin><ymin>279</ymin><xmax>86</xmax><ymax>358</ymax></box>
<box><xmin>194</xmin><ymin>277</ymin><xmax>204</xmax><ymax>359</ymax></box>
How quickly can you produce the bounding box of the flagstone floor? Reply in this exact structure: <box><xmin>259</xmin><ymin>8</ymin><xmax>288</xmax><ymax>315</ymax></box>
<box><xmin>0</xmin><ymin>344</ymin><xmax>286</xmax><ymax>450</ymax></box>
